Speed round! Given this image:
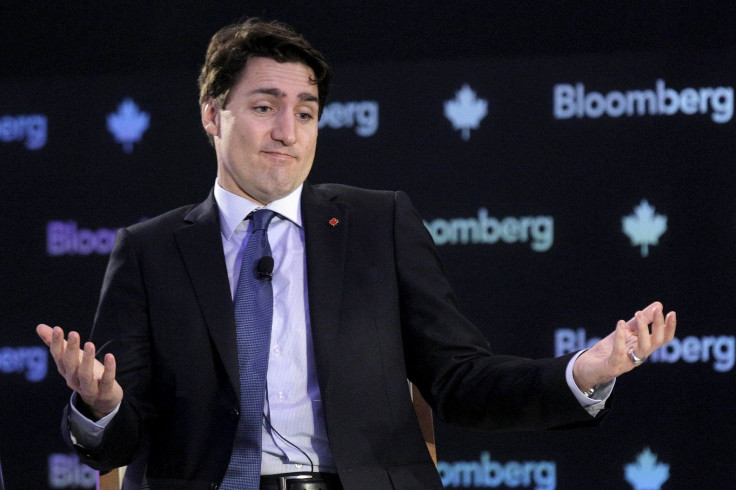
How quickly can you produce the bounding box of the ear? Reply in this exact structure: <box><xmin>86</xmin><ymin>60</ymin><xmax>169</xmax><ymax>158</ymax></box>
<box><xmin>201</xmin><ymin>98</ymin><xmax>220</xmax><ymax>138</ymax></box>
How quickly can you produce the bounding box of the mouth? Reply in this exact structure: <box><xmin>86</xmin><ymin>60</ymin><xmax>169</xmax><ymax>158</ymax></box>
<box><xmin>262</xmin><ymin>150</ymin><xmax>297</xmax><ymax>161</ymax></box>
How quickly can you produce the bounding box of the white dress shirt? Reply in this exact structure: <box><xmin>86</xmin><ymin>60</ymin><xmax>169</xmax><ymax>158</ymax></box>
<box><xmin>215</xmin><ymin>182</ymin><xmax>334</xmax><ymax>473</ymax></box>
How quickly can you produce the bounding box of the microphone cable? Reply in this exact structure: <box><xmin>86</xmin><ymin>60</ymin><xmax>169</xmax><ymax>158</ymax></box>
<box><xmin>262</xmin><ymin>410</ymin><xmax>315</xmax><ymax>473</ymax></box>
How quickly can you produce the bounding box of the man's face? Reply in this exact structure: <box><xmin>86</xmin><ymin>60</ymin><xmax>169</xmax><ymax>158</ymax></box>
<box><xmin>202</xmin><ymin>57</ymin><xmax>319</xmax><ymax>204</ymax></box>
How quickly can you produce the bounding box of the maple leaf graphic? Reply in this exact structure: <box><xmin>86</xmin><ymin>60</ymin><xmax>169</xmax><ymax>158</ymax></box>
<box><xmin>107</xmin><ymin>98</ymin><xmax>150</xmax><ymax>153</ymax></box>
<box><xmin>444</xmin><ymin>84</ymin><xmax>488</xmax><ymax>141</ymax></box>
<box><xmin>624</xmin><ymin>448</ymin><xmax>670</xmax><ymax>490</ymax></box>
<box><xmin>622</xmin><ymin>200</ymin><xmax>667</xmax><ymax>257</ymax></box>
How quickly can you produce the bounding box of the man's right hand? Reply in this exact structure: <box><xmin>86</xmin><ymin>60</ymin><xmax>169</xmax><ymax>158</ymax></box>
<box><xmin>36</xmin><ymin>324</ymin><xmax>123</xmax><ymax>420</ymax></box>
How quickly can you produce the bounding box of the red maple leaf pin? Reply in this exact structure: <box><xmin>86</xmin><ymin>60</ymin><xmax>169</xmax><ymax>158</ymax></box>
<box><xmin>329</xmin><ymin>218</ymin><xmax>339</xmax><ymax>227</ymax></box>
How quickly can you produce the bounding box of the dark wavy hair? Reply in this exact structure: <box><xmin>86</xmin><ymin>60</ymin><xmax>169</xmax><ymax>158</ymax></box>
<box><xmin>198</xmin><ymin>18</ymin><xmax>333</xmax><ymax>117</ymax></box>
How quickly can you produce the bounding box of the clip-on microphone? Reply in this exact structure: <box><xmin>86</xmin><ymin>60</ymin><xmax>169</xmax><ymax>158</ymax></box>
<box><xmin>257</xmin><ymin>256</ymin><xmax>274</xmax><ymax>280</ymax></box>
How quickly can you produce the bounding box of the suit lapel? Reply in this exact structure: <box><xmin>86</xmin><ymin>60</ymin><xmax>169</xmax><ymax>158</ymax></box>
<box><xmin>301</xmin><ymin>183</ymin><xmax>348</xmax><ymax>384</ymax></box>
<box><xmin>172</xmin><ymin>185</ymin><xmax>350</xmax><ymax>401</ymax></box>
<box><xmin>174</xmin><ymin>191</ymin><xmax>241</xmax><ymax>399</ymax></box>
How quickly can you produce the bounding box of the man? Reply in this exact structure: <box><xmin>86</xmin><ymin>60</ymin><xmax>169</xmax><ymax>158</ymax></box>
<box><xmin>37</xmin><ymin>18</ymin><xmax>676</xmax><ymax>489</ymax></box>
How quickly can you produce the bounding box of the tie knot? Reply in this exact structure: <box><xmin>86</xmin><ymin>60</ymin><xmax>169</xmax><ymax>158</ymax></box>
<box><xmin>248</xmin><ymin>208</ymin><xmax>276</xmax><ymax>231</ymax></box>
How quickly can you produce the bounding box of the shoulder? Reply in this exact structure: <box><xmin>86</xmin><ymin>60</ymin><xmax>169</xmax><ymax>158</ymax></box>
<box><xmin>125</xmin><ymin>203</ymin><xmax>200</xmax><ymax>237</ymax></box>
<box><xmin>306</xmin><ymin>183</ymin><xmax>426</xmax><ymax>236</ymax></box>
<box><xmin>311</xmin><ymin>182</ymin><xmax>395</xmax><ymax>200</ymax></box>
<box><xmin>309</xmin><ymin>183</ymin><xmax>415</xmax><ymax>211</ymax></box>
<box><xmin>115</xmin><ymin>192</ymin><xmax>217</xmax><ymax>253</ymax></box>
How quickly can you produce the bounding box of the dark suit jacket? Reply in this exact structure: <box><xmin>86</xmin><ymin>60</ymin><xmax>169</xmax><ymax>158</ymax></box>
<box><xmin>66</xmin><ymin>183</ymin><xmax>601</xmax><ymax>489</ymax></box>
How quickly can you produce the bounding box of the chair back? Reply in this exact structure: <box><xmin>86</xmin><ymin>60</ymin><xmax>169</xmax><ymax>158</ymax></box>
<box><xmin>410</xmin><ymin>382</ymin><xmax>437</xmax><ymax>465</ymax></box>
<box><xmin>98</xmin><ymin>467</ymin><xmax>123</xmax><ymax>490</ymax></box>
<box><xmin>0</xmin><ymin>454</ymin><xmax>5</xmax><ymax>490</ymax></box>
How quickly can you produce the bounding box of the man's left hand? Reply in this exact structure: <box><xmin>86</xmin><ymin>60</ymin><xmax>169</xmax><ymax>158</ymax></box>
<box><xmin>572</xmin><ymin>301</ymin><xmax>677</xmax><ymax>392</ymax></box>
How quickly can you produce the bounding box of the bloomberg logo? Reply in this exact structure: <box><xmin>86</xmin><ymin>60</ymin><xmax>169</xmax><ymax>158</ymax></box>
<box><xmin>438</xmin><ymin>452</ymin><xmax>556</xmax><ymax>489</ymax></box>
<box><xmin>0</xmin><ymin>346</ymin><xmax>48</xmax><ymax>382</ymax></box>
<box><xmin>554</xmin><ymin>79</ymin><xmax>733</xmax><ymax>123</ymax></box>
<box><xmin>0</xmin><ymin>113</ymin><xmax>48</xmax><ymax>150</ymax></box>
<box><xmin>424</xmin><ymin>208</ymin><xmax>554</xmax><ymax>252</ymax></box>
<box><xmin>555</xmin><ymin>328</ymin><xmax>735</xmax><ymax>372</ymax></box>
<box><xmin>318</xmin><ymin>101</ymin><xmax>379</xmax><ymax>136</ymax></box>
<box><xmin>47</xmin><ymin>220</ymin><xmax>119</xmax><ymax>256</ymax></box>
<box><xmin>48</xmin><ymin>454</ymin><xmax>96</xmax><ymax>489</ymax></box>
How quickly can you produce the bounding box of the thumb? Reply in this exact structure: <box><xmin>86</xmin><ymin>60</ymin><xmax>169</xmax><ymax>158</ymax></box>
<box><xmin>36</xmin><ymin>324</ymin><xmax>54</xmax><ymax>346</ymax></box>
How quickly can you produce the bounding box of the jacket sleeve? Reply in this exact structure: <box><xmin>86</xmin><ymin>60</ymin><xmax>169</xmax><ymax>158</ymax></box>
<box><xmin>63</xmin><ymin>227</ymin><xmax>154</xmax><ymax>471</ymax></box>
<box><xmin>392</xmin><ymin>190</ymin><xmax>605</xmax><ymax>430</ymax></box>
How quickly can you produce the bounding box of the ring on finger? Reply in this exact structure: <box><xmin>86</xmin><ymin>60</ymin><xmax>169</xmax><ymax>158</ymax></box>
<box><xmin>628</xmin><ymin>348</ymin><xmax>646</xmax><ymax>365</ymax></box>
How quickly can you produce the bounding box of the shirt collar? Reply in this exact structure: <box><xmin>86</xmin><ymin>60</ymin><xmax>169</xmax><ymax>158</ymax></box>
<box><xmin>213</xmin><ymin>180</ymin><xmax>303</xmax><ymax>240</ymax></box>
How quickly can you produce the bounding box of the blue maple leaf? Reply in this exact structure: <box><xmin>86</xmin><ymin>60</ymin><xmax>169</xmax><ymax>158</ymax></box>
<box><xmin>107</xmin><ymin>98</ymin><xmax>150</xmax><ymax>153</ymax></box>
<box><xmin>444</xmin><ymin>85</ymin><xmax>488</xmax><ymax>141</ymax></box>
<box><xmin>622</xmin><ymin>200</ymin><xmax>667</xmax><ymax>257</ymax></box>
<box><xmin>624</xmin><ymin>448</ymin><xmax>670</xmax><ymax>490</ymax></box>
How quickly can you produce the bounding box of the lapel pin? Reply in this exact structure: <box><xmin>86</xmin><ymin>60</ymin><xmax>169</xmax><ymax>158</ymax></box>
<box><xmin>329</xmin><ymin>218</ymin><xmax>339</xmax><ymax>227</ymax></box>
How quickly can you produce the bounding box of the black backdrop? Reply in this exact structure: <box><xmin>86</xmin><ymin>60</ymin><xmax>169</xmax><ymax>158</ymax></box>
<box><xmin>2</xmin><ymin>2</ymin><xmax>736</xmax><ymax>489</ymax></box>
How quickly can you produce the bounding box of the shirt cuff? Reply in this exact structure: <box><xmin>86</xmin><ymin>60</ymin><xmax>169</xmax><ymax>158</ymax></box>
<box><xmin>565</xmin><ymin>350</ymin><xmax>615</xmax><ymax>417</ymax></box>
<box><xmin>68</xmin><ymin>392</ymin><xmax>120</xmax><ymax>448</ymax></box>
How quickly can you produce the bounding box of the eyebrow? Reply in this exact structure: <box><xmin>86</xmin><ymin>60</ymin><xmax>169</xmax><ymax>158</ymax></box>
<box><xmin>247</xmin><ymin>88</ymin><xmax>318</xmax><ymax>103</ymax></box>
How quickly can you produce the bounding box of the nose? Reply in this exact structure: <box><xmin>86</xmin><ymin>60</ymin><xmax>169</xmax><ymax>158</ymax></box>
<box><xmin>271</xmin><ymin>111</ymin><xmax>297</xmax><ymax>146</ymax></box>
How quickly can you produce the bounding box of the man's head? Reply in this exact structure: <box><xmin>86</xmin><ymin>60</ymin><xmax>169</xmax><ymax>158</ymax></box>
<box><xmin>198</xmin><ymin>18</ymin><xmax>332</xmax><ymax>128</ymax></box>
<box><xmin>199</xmin><ymin>19</ymin><xmax>333</xmax><ymax>205</ymax></box>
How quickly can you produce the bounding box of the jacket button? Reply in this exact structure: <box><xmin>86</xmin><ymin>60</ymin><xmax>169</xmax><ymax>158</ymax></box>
<box><xmin>229</xmin><ymin>408</ymin><xmax>239</xmax><ymax>420</ymax></box>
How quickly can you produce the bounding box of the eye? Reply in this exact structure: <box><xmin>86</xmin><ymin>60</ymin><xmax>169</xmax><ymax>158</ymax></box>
<box><xmin>296</xmin><ymin>112</ymin><xmax>314</xmax><ymax>121</ymax></box>
<box><xmin>253</xmin><ymin>105</ymin><xmax>272</xmax><ymax>114</ymax></box>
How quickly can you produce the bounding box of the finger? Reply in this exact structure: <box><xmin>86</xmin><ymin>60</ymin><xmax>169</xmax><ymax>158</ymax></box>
<box><xmin>612</xmin><ymin>320</ymin><xmax>640</xmax><ymax>375</ymax></box>
<box><xmin>99</xmin><ymin>353</ymin><xmax>117</xmax><ymax>394</ymax></box>
<box><xmin>625</xmin><ymin>311</ymin><xmax>642</xmax><ymax>333</ymax></box>
<box><xmin>62</xmin><ymin>331</ymin><xmax>82</xmax><ymax>380</ymax></box>
<box><xmin>649</xmin><ymin>305</ymin><xmax>667</xmax><ymax>349</ymax></box>
<box><xmin>664</xmin><ymin>311</ymin><xmax>677</xmax><ymax>342</ymax></box>
<box><xmin>633</xmin><ymin>310</ymin><xmax>652</xmax><ymax>357</ymax></box>
<box><xmin>49</xmin><ymin>327</ymin><xmax>70</xmax><ymax>374</ymax></box>
<box><xmin>77</xmin><ymin>342</ymin><xmax>98</xmax><ymax>398</ymax></box>
<box><xmin>613</xmin><ymin>320</ymin><xmax>629</xmax><ymax>367</ymax></box>
<box><xmin>641</xmin><ymin>301</ymin><xmax>663</xmax><ymax>322</ymax></box>
<box><xmin>49</xmin><ymin>326</ymin><xmax>66</xmax><ymax>361</ymax></box>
